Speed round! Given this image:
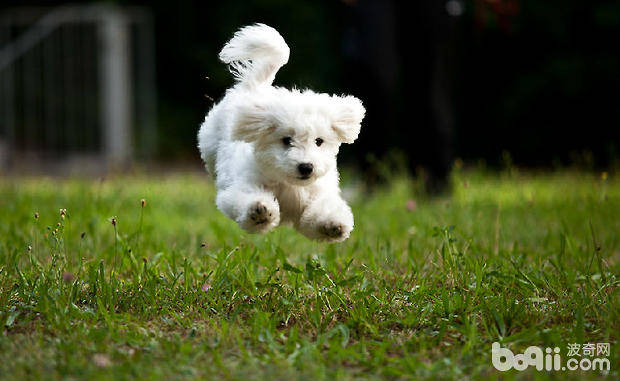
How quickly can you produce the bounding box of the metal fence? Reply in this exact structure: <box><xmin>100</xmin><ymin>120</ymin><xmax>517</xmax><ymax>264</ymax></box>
<box><xmin>0</xmin><ymin>5</ymin><xmax>156</xmax><ymax>172</ymax></box>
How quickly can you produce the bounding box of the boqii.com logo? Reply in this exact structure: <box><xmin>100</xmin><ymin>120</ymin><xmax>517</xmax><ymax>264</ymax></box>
<box><xmin>492</xmin><ymin>342</ymin><xmax>611</xmax><ymax>372</ymax></box>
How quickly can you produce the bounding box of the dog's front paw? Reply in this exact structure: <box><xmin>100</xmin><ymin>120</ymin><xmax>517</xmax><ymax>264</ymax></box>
<box><xmin>320</xmin><ymin>222</ymin><xmax>344</xmax><ymax>238</ymax></box>
<box><xmin>297</xmin><ymin>201</ymin><xmax>354</xmax><ymax>242</ymax></box>
<box><xmin>249</xmin><ymin>202</ymin><xmax>272</xmax><ymax>224</ymax></box>
<box><xmin>240</xmin><ymin>200</ymin><xmax>279</xmax><ymax>233</ymax></box>
<box><xmin>318</xmin><ymin>220</ymin><xmax>352</xmax><ymax>242</ymax></box>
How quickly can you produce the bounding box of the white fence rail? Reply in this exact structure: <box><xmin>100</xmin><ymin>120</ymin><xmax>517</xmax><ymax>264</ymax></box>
<box><xmin>0</xmin><ymin>5</ymin><xmax>156</xmax><ymax>172</ymax></box>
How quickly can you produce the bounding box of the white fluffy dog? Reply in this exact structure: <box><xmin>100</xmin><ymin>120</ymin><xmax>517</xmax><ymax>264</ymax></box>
<box><xmin>197</xmin><ymin>24</ymin><xmax>365</xmax><ymax>242</ymax></box>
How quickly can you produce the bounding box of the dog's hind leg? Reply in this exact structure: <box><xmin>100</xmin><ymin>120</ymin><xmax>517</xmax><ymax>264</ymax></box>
<box><xmin>216</xmin><ymin>185</ymin><xmax>280</xmax><ymax>233</ymax></box>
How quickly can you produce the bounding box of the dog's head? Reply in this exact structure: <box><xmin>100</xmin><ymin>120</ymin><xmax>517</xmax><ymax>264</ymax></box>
<box><xmin>232</xmin><ymin>89</ymin><xmax>365</xmax><ymax>185</ymax></box>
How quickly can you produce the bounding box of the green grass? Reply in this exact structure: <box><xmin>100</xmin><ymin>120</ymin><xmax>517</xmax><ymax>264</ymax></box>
<box><xmin>0</xmin><ymin>169</ymin><xmax>618</xmax><ymax>380</ymax></box>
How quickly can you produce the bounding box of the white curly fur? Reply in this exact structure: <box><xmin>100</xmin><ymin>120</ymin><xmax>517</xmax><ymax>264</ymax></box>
<box><xmin>197</xmin><ymin>24</ymin><xmax>365</xmax><ymax>242</ymax></box>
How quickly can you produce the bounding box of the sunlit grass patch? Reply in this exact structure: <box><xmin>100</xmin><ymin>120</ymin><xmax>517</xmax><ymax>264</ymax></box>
<box><xmin>0</xmin><ymin>170</ymin><xmax>618</xmax><ymax>380</ymax></box>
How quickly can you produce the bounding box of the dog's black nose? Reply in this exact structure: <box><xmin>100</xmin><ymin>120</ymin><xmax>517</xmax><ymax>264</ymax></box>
<box><xmin>298</xmin><ymin>163</ymin><xmax>314</xmax><ymax>177</ymax></box>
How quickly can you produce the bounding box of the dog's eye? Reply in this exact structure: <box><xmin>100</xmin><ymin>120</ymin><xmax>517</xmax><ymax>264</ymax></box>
<box><xmin>315</xmin><ymin>138</ymin><xmax>324</xmax><ymax>147</ymax></box>
<box><xmin>282</xmin><ymin>137</ymin><xmax>293</xmax><ymax>147</ymax></box>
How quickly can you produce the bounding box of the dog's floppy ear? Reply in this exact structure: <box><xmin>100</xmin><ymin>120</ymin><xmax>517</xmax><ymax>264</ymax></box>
<box><xmin>329</xmin><ymin>95</ymin><xmax>365</xmax><ymax>144</ymax></box>
<box><xmin>232</xmin><ymin>101</ymin><xmax>276</xmax><ymax>142</ymax></box>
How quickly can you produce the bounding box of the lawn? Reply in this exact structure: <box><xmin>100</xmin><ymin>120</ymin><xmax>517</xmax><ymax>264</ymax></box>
<box><xmin>0</xmin><ymin>169</ymin><xmax>618</xmax><ymax>380</ymax></box>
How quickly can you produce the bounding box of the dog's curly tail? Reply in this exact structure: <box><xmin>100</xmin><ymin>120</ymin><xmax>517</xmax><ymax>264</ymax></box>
<box><xmin>219</xmin><ymin>24</ymin><xmax>290</xmax><ymax>88</ymax></box>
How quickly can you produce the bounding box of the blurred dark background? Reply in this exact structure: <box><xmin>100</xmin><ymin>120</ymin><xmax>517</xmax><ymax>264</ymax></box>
<box><xmin>1</xmin><ymin>0</ymin><xmax>619</xmax><ymax>182</ymax></box>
